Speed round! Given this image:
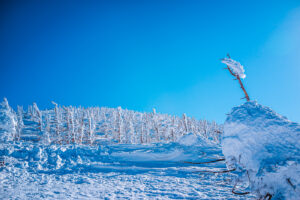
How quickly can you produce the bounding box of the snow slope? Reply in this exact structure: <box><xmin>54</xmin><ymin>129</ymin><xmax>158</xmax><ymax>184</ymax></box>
<box><xmin>0</xmin><ymin>134</ymin><xmax>255</xmax><ymax>199</ymax></box>
<box><xmin>222</xmin><ymin>101</ymin><xmax>300</xmax><ymax>199</ymax></box>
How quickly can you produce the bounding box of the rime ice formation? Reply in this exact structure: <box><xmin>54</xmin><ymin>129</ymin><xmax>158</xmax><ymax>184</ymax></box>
<box><xmin>222</xmin><ymin>101</ymin><xmax>300</xmax><ymax>199</ymax></box>
<box><xmin>0</xmin><ymin>99</ymin><xmax>222</xmax><ymax>145</ymax></box>
<box><xmin>221</xmin><ymin>58</ymin><xmax>246</xmax><ymax>79</ymax></box>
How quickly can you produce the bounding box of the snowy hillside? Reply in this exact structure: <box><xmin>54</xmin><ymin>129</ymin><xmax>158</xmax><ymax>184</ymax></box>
<box><xmin>2</xmin><ymin>98</ymin><xmax>255</xmax><ymax>199</ymax></box>
<box><xmin>4</xmin><ymin>98</ymin><xmax>299</xmax><ymax>199</ymax></box>
<box><xmin>223</xmin><ymin>101</ymin><xmax>300</xmax><ymax>199</ymax></box>
<box><xmin>0</xmin><ymin>98</ymin><xmax>222</xmax><ymax>145</ymax></box>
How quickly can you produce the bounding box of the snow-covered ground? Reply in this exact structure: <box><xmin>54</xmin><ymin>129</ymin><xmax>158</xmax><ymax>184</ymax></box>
<box><xmin>3</xmin><ymin>98</ymin><xmax>299</xmax><ymax>199</ymax></box>
<box><xmin>0</xmin><ymin>134</ymin><xmax>255</xmax><ymax>199</ymax></box>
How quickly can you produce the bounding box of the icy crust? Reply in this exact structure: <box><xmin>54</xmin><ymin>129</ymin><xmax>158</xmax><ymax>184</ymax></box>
<box><xmin>222</xmin><ymin>101</ymin><xmax>300</xmax><ymax>199</ymax></box>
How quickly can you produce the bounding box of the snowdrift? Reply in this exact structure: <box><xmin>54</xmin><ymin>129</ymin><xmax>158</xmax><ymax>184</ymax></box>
<box><xmin>0</xmin><ymin>133</ymin><xmax>248</xmax><ymax>199</ymax></box>
<box><xmin>222</xmin><ymin>101</ymin><xmax>300</xmax><ymax>199</ymax></box>
<box><xmin>0</xmin><ymin>133</ymin><xmax>219</xmax><ymax>174</ymax></box>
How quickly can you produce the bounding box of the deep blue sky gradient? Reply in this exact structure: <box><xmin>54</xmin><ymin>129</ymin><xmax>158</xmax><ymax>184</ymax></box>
<box><xmin>1</xmin><ymin>0</ymin><xmax>300</xmax><ymax>123</ymax></box>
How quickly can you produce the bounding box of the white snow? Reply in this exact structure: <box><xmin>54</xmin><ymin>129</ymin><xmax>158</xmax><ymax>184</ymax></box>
<box><xmin>221</xmin><ymin>58</ymin><xmax>246</xmax><ymax>79</ymax></box>
<box><xmin>222</xmin><ymin>101</ymin><xmax>300</xmax><ymax>199</ymax></box>
<box><xmin>0</xmin><ymin>140</ymin><xmax>255</xmax><ymax>199</ymax></box>
<box><xmin>177</xmin><ymin>132</ymin><xmax>215</xmax><ymax>146</ymax></box>
<box><xmin>177</xmin><ymin>133</ymin><xmax>200</xmax><ymax>146</ymax></box>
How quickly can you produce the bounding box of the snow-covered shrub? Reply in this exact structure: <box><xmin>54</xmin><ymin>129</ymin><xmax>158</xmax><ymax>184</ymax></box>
<box><xmin>222</xmin><ymin>101</ymin><xmax>300</xmax><ymax>199</ymax></box>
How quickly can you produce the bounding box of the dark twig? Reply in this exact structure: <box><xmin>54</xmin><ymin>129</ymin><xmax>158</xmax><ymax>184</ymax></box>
<box><xmin>183</xmin><ymin>158</ymin><xmax>225</xmax><ymax>165</ymax></box>
<box><xmin>264</xmin><ymin>193</ymin><xmax>272</xmax><ymax>200</ymax></box>
<box><xmin>196</xmin><ymin>168</ymin><xmax>235</xmax><ymax>174</ymax></box>
<box><xmin>232</xmin><ymin>181</ymin><xmax>250</xmax><ymax>195</ymax></box>
<box><xmin>287</xmin><ymin>178</ymin><xmax>296</xmax><ymax>190</ymax></box>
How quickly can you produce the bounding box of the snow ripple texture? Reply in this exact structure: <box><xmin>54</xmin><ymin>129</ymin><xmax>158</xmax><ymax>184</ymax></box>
<box><xmin>223</xmin><ymin>101</ymin><xmax>300</xmax><ymax>199</ymax></box>
<box><xmin>0</xmin><ymin>134</ymin><xmax>255</xmax><ymax>199</ymax></box>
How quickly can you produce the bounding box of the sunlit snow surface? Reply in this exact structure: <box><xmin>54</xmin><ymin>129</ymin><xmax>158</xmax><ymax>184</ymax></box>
<box><xmin>223</xmin><ymin>101</ymin><xmax>300</xmax><ymax>199</ymax></box>
<box><xmin>0</xmin><ymin>134</ymin><xmax>255</xmax><ymax>199</ymax></box>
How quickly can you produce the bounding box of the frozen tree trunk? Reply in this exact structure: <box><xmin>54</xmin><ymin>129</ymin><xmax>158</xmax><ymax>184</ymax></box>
<box><xmin>116</xmin><ymin>107</ymin><xmax>123</xmax><ymax>143</ymax></box>
<box><xmin>144</xmin><ymin>114</ymin><xmax>151</xmax><ymax>143</ymax></box>
<box><xmin>79</xmin><ymin>117</ymin><xmax>85</xmax><ymax>144</ymax></box>
<box><xmin>33</xmin><ymin>103</ymin><xmax>43</xmax><ymax>132</ymax></box>
<box><xmin>152</xmin><ymin>109</ymin><xmax>160</xmax><ymax>142</ymax></box>
<box><xmin>182</xmin><ymin>113</ymin><xmax>188</xmax><ymax>134</ymax></box>
<box><xmin>44</xmin><ymin>114</ymin><xmax>51</xmax><ymax>144</ymax></box>
<box><xmin>64</xmin><ymin>106</ymin><xmax>76</xmax><ymax>144</ymax></box>
<box><xmin>70</xmin><ymin>108</ymin><xmax>75</xmax><ymax>143</ymax></box>
<box><xmin>16</xmin><ymin>106</ymin><xmax>24</xmax><ymax>141</ymax></box>
<box><xmin>128</xmin><ymin>121</ymin><xmax>134</xmax><ymax>144</ymax></box>
<box><xmin>63</xmin><ymin>106</ymin><xmax>70</xmax><ymax>143</ymax></box>
<box><xmin>140</xmin><ymin>124</ymin><xmax>144</xmax><ymax>144</ymax></box>
<box><xmin>88</xmin><ymin>116</ymin><xmax>92</xmax><ymax>144</ymax></box>
<box><xmin>88</xmin><ymin>112</ymin><xmax>96</xmax><ymax>145</ymax></box>
<box><xmin>152</xmin><ymin>108</ymin><xmax>156</xmax><ymax>115</ymax></box>
<box><xmin>52</xmin><ymin>101</ymin><xmax>61</xmax><ymax>144</ymax></box>
<box><xmin>139</xmin><ymin>113</ymin><xmax>144</xmax><ymax>144</ymax></box>
<box><xmin>202</xmin><ymin>120</ymin><xmax>208</xmax><ymax>138</ymax></box>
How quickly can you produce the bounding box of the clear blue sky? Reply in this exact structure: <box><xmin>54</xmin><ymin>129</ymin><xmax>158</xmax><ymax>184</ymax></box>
<box><xmin>1</xmin><ymin>0</ymin><xmax>300</xmax><ymax>123</ymax></box>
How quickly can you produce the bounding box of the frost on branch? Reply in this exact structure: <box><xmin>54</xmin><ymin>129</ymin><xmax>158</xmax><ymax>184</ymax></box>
<box><xmin>221</xmin><ymin>57</ymin><xmax>246</xmax><ymax>79</ymax></box>
<box><xmin>221</xmin><ymin>54</ymin><xmax>250</xmax><ymax>101</ymax></box>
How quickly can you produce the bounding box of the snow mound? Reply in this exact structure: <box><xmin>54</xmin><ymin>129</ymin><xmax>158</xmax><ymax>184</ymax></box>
<box><xmin>177</xmin><ymin>133</ymin><xmax>212</xmax><ymax>146</ymax></box>
<box><xmin>221</xmin><ymin>58</ymin><xmax>246</xmax><ymax>79</ymax></box>
<box><xmin>222</xmin><ymin>101</ymin><xmax>300</xmax><ymax>199</ymax></box>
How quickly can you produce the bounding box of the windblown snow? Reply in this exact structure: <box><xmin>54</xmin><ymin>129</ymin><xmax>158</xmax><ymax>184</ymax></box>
<box><xmin>222</xmin><ymin>101</ymin><xmax>300</xmax><ymax>199</ymax></box>
<box><xmin>221</xmin><ymin>58</ymin><xmax>246</xmax><ymax>79</ymax></box>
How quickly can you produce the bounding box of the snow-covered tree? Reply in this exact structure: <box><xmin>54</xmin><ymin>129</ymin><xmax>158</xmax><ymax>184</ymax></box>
<box><xmin>0</xmin><ymin>98</ymin><xmax>18</xmax><ymax>142</ymax></box>
<box><xmin>51</xmin><ymin>101</ymin><xmax>61</xmax><ymax>143</ymax></box>
<box><xmin>1</xmin><ymin>99</ymin><xmax>222</xmax><ymax>145</ymax></box>
<box><xmin>16</xmin><ymin>106</ymin><xmax>24</xmax><ymax>141</ymax></box>
<box><xmin>33</xmin><ymin>102</ymin><xmax>43</xmax><ymax>131</ymax></box>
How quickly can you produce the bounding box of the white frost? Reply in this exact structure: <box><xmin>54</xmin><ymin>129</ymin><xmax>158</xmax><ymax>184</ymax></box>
<box><xmin>221</xmin><ymin>58</ymin><xmax>246</xmax><ymax>79</ymax></box>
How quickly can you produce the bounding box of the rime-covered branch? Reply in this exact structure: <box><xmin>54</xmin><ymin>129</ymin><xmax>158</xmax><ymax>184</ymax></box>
<box><xmin>221</xmin><ymin>54</ymin><xmax>250</xmax><ymax>101</ymax></box>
